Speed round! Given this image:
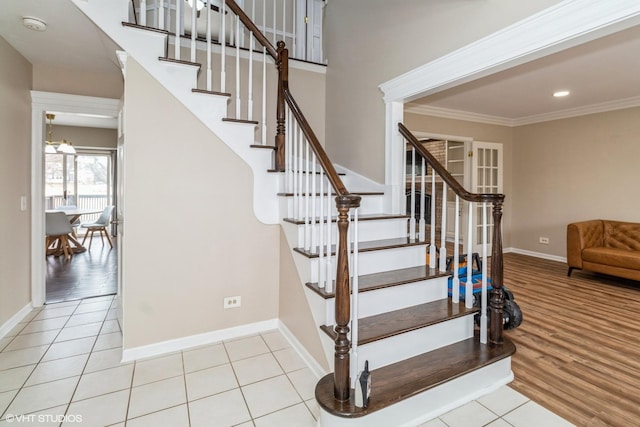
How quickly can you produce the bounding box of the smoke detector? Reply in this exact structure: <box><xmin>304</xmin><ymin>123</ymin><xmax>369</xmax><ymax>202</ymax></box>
<box><xmin>23</xmin><ymin>16</ymin><xmax>47</xmax><ymax>32</ymax></box>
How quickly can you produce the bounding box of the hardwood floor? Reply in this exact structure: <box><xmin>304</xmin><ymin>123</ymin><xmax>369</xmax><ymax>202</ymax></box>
<box><xmin>502</xmin><ymin>252</ymin><xmax>640</xmax><ymax>427</ymax></box>
<box><xmin>46</xmin><ymin>236</ymin><xmax>117</xmax><ymax>303</ymax></box>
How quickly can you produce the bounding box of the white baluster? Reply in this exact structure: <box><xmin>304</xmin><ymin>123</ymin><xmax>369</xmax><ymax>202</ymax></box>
<box><xmin>304</xmin><ymin>141</ymin><xmax>311</xmax><ymax>251</ymax></box>
<box><xmin>297</xmin><ymin>127</ymin><xmax>304</xmax><ymax>220</ymax></box>
<box><xmin>190</xmin><ymin>0</ymin><xmax>197</xmax><ymax>61</ymax></box>
<box><xmin>159</xmin><ymin>0</ymin><xmax>165</xmax><ymax>30</ymax></box>
<box><xmin>282</xmin><ymin>0</ymin><xmax>286</xmax><ymax>43</ymax></box>
<box><xmin>220</xmin><ymin>0</ymin><xmax>227</xmax><ymax>92</ymax></box>
<box><xmin>206</xmin><ymin>0</ymin><xmax>212</xmax><ymax>91</ymax></box>
<box><xmin>480</xmin><ymin>202</ymin><xmax>488</xmax><ymax>344</ymax></box>
<box><xmin>409</xmin><ymin>147</ymin><xmax>416</xmax><ymax>240</ymax></box>
<box><xmin>311</xmin><ymin>153</ymin><xmax>317</xmax><ymax>252</ymax></box>
<box><xmin>318</xmin><ymin>168</ymin><xmax>325</xmax><ymax>288</ymax></box>
<box><xmin>350</xmin><ymin>208</ymin><xmax>359</xmax><ymax>389</ymax></box>
<box><xmin>140</xmin><ymin>0</ymin><xmax>147</xmax><ymax>26</ymax></box>
<box><xmin>292</xmin><ymin>120</ymin><xmax>299</xmax><ymax>222</ymax></box>
<box><xmin>235</xmin><ymin>15</ymin><xmax>241</xmax><ymax>118</ymax></box>
<box><xmin>429</xmin><ymin>164</ymin><xmax>436</xmax><ymax>269</ymax></box>
<box><xmin>465</xmin><ymin>202</ymin><xmax>474</xmax><ymax>309</ymax></box>
<box><xmin>292</xmin><ymin>0</ymin><xmax>296</xmax><ymax>57</ymax></box>
<box><xmin>272</xmin><ymin>0</ymin><xmax>277</xmax><ymax>44</ymax></box>
<box><xmin>325</xmin><ymin>183</ymin><xmax>333</xmax><ymax>293</ymax></box>
<box><xmin>452</xmin><ymin>196</ymin><xmax>460</xmax><ymax>303</ymax></box>
<box><xmin>247</xmin><ymin>1</ymin><xmax>255</xmax><ymax>121</ymax></box>
<box><xmin>285</xmin><ymin>107</ymin><xmax>293</xmax><ymax>194</ymax></box>
<box><xmin>261</xmin><ymin>0</ymin><xmax>267</xmax><ymax>144</ymax></box>
<box><xmin>419</xmin><ymin>157</ymin><xmax>425</xmax><ymax>241</ymax></box>
<box><xmin>439</xmin><ymin>181</ymin><xmax>448</xmax><ymax>272</ymax></box>
<box><xmin>173</xmin><ymin>0</ymin><xmax>180</xmax><ymax>59</ymax></box>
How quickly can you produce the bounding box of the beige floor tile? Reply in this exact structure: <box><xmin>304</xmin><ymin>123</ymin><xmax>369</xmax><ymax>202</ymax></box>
<box><xmin>0</xmin><ymin>338</ymin><xmax>11</xmax><ymax>352</ymax></box>
<box><xmin>440</xmin><ymin>400</ymin><xmax>500</xmax><ymax>427</ymax></box>
<box><xmin>0</xmin><ymin>365</ymin><xmax>36</xmax><ymax>393</ymax></box>
<box><xmin>182</xmin><ymin>343</ymin><xmax>229</xmax><ymax>373</ymax></box>
<box><xmin>73</xmin><ymin>364</ymin><xmax>134</xmax><ymax>401</ymax></box>
<box><xmin>224</xmin><ymin>335</ymin><xmax>270</xmax><ymax>362</ymax></box>
<box><xmin>2</xmin><ymin>323</ymin><xmax>27</xmax><ymax>339</ymax></box>
<box><xmin>503</xmin><ymin>401</ymin><xmax>576</xmax><ymax>427</ymax></box>
<box><xmin>65</xmin><ymin>311</ymin><xmax>108</xmax><ymax>328</ymax></box>
<box><xmin>42</xmin><ymin>336</ymin><xmax>96</xmax><ymax>362</ymax></box>
<box><xmin>20</xmin><ymin>317</ymin><xmax>69</xmax><ymax>334</ymax></box>
<box><xmin>126</xmin><ymin>404</ymin><xmax>190</xmax><ymax>427</ymax></box>
<box><xmin>486</xmin><ymin>419</ymin><xmax>515</xmax><ymax>427</ymax></box>
<box><xmin>261</xmin><ymin>330</ymin><xmax>290</xmax><ymax>352</ymax></box>
<box><xmin>232</xmin><ymin>353</ymin><xmax>283</xmax><ymax>386</ymax></box>
<box><xmin>93</xmin><ymin>332</ymin><xmax>122</xmax><ymax>351</ymax></box>
<box><xmin>4</xmin><ymin>330</ymin><xmax>59</xmax><ymax>352</ymax></box>
<box><xmin>132</xmin><ymin>353</ymin><xmax>183</xmax><ymax>387</ymax></box>
<box><xmin>287</xmin><ymin>368</ymin><xmax>317</xmax><ymax>400</ymax></box>
<box><xmin>477</xmin><ymin>386</ymin><xmax>529</xmax><ymax>416</ymax></box>
<box><xmin>74</xmin><ymin>300</ymin><xmax>113</xmax><ymax>314</ymax></box>
<box><xmin>55</xmin><ymin>323</ymin><xmax>102</xmax><ymax>343</ymax></box>
<box><xmin>63</xmin><ymin>389</ymin><xmax>129</xmax><ymax>427</ymax></box>
<box><xmin>304</xmin><ymin>398</ymin><xmax>320</xmax><ymax>421</ymax></box>
<box><xmin>128</xmin><ymin>376</ymin><xmax>186</xmax><ymax>419</ymax></box>
<box><xmin>0</xmin><ymin>389</ymin><xmax>19</xmax><ymax>417</ymax></box>
<box><xmin>253</xmin><ymin>402</ymin><xmax>316</xmax><ymax>427</ymax></box>
<box><xmin>0</xmin><ymin>345</ymin><xmax>49</xmax><ymax>370</ymax></box>
<box><xmin>418</xmin><ymin>418</ymin><xmax>448</xmax><ymax>427</ymax></box>
<box><xmin>5</xmin><ymin>376</ymin><xmax>78</xmax><ymax>416</ymax></box>
<box><xmin>242</xmin><ymin>375</ymin><xmax>302</xmax><ymax>418</ymax></box>
<box><xmin>185</xmin><ymin>364</ymin><xmax>238</xmax><ymax>401</ymax></box>
<box><xmin>273</xmin><ymin>347</ymin><xmax>306</xmax><ymax>373</ymax></box>
<box><xmin>33</xmin><ymin>305</ymin><xmax>77</xmax><ymax>321</ymax></box>
<box><xmin>100</xmin><ymin>320</ymin><xmax>121</xmax><ymax>334</ymax></box>
<box><xmin>2</xmin><ymin>404</ymin><xmax>68</xmax><ymax>426</ymax></box>
<box><xmin>84</xmin><ymin>347</ymin><xmax>127</xmax><ymax>373</ymax></box>
<box><xmin>188</xmin><ymin>388</ymin><xmax>251</xmax><ymax>427</ymax></box>
<box><xmin>25</xmin><ymin>354</ymin><xmax>89</xmax><ymax>386</ymax></box>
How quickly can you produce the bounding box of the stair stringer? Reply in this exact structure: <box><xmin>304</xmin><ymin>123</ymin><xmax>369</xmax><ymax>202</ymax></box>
<box><xmin>72</xmin><ymin>0</ymin><xmax>280</xmax><ymax>224</ymax></box>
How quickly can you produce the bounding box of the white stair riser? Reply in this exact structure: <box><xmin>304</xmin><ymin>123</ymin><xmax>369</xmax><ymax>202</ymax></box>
<box><xmin>158</xmin><ymin>61</ymin><xmax>200</xmax><ymax>95</ymax></box>
<box><xmin>321</xmin><ymin>315</ymin><xmax>474</xmax><ymax>373</ymax></box>
<box><xmin>319</xmin><ymin>358</ymin><xmax>513</xmax><ymax>427</ymax></box>
<box><xmin>322</xmin><ymin>276</ymin><xmax>448</xmax><ymax>326</ymax></box>
<box><xmin>279</xmin><ymin>194</ymin><xmax>384</xmax><ymax>219</ymax></box>
<box><xmin>291</xmin><ymin>218</ymin><xmax>410</xmax><ymax>248</ymax></box>
<box><xmin>307</xmin><ymin>244</ymin><xmax>427</xmax><ymax>283</ymax></box>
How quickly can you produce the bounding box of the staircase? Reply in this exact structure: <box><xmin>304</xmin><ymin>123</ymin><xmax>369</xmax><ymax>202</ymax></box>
<box><xmin>72</xmin><ymin>1</ymin><xmax>515</xmax><ymax>425</ymax></box>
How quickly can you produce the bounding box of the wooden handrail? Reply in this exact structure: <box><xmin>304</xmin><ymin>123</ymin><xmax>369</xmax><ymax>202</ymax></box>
<box><xmin>399</xmin><ymin>123</ymin><xmax>505</xmax><ymax>346</ymax></box>
<box><xmin>224</xmin><ymin>0</ymin><xmax>278</xmax><ymax>59</ymax></box>
<box><xmin>399</xmin><ymin>123</ymin><xmax>504</xmax><ymax>205</ymax></box>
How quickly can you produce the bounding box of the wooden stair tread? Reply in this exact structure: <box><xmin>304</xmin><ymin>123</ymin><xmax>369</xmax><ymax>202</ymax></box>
<box><xmin>315</xmin><ymin>336</ymin><xmax>515</xmax><ymax>418</ymax></box>
<box><xmin>268</xmin><ymin>170</ymin><xmax>346</xmax><ymax>175</ymax></box>
<box><xmin>306</xmin><ymin>265</ymin><xmax>449</xmax><ymax>299</ymax></box>
<box><xmin>284</xmin><ymin>213</ymin><xmax>409</xmax><ymax>225</ymax></box>
<box><xmin>278</xmin><ymin>191</ymin><xmax>383</xmax><ymax>196</ymax></box>
<box><xmin>294</xmin><ymin>237</ymin><xmax>427</xmax><ymax>258</ymax></box>
<box><xmin>122</xmin><ymin>22</ymin><xmax>169</xmax><ymax>35</ymax></box>
<box><xmin>222</xmin><ymin>118</ymin><xmax>260</xmax><ymax>125</ymax></box>
<box><xmin>250</xmin><ymin>144</ymin><xmax>276</xmax><ymax>150</ymax></box>
<box><xmin>320</xmin><ymin>299</ymin><xmax>477</xmax><ymax>345</ymax></box>
<box><xmin>158</xmin><ymin>57</ymin><xmax>201</xmax><ymax>69</ymax></box>
<box><xmin>192</xmin><ymin>88</ymin><xmax>231</xmax><ymax>97</ymax></box>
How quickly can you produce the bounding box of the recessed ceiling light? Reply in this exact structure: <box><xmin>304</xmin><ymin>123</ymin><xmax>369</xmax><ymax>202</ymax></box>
<box><xmin>22</xmin><ymin>16</ymin><xmax>47</xmax><ymax>32</ymax></box>
<box><xmin>553</xmin><ymin>90</ymin><xmax>570</xmax><ymax>98</ymax></box>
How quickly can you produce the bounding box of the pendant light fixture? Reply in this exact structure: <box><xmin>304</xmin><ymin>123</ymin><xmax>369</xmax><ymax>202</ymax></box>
<box><xmin>45</xmin><ymin>113</ymin><xmax>76</xmax><ymax>154</ymax></box>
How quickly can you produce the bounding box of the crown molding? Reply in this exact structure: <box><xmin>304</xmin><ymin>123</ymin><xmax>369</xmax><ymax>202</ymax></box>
<box><xmin>379</xmin><ymin>0</ymin><xmax>640</xmax><ymax>103</ymax></box>
<box><xmin>406</xmin><ymin>95</ymin><xmax>640</xmax><ymax>127</ymax></box>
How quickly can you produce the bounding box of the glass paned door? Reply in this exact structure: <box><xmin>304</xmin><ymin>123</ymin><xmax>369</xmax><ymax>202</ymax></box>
<box><xmin>471</xmin><ymin>141</ymin><xmax>503</xmax><ymax>254</ymax></box>
<box><xmin>45</xmin><ymin>153</ymin><xmax>77</xmax><ymax>208</ymax></box>
<box><xmin>45</xmin><ymin>151</ymin><xmax>114</xmax><ymax>226</ymax></box>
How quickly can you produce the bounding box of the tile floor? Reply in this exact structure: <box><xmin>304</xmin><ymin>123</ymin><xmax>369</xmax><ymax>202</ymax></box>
<box><xmin>0</xmin><ymin>296</ymin><xmax>574</xmax><ymax>427</ymax></box>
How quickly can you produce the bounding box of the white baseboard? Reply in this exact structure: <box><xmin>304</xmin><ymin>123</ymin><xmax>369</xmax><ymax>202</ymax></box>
<box><xmin>505</xmin><ymin>247</ymin><xmax>566</xmax><ymax>263</ymax></box>
<box><xmin>278</xmin><ymin>320</ymin><xmax>328</xmax><ymax>379</ymax></box>
<box><xmin>0</xmin><ymin>303</ymin><xmax>33</xmax><ymax>339</ymax></box>
<box><xmin>121</xmin><ymin>318</ymin><xmax>279</xmax><ymax>362</ymax></box>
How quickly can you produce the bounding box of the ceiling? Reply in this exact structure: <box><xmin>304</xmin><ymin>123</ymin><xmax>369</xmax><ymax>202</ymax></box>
<box><xmin>0</xmin><ymin>1</ymin><xmax>639</xmax><ymax>128</ymax></box>
<box><xmin>408</xmin><ymin>24</ymin><xmax>640</xmax><ymax>126</ymax></box>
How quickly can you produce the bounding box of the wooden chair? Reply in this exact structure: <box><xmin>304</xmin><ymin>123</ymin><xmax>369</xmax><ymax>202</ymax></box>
<box><xmin>81</xmin><ymin>205</ymin><xmax>115</xmax><ymax>250</ymax></box>
<box><xmin>46</xmin><ymin>211</ymin><xmax>74</xmax><ymax>261</ymax></box>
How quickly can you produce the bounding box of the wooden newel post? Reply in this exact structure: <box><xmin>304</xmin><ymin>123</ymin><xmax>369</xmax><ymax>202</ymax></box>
<box><xmin>333</xmin><ymin>194</ymin><xmax>361</xmax><ymax>402</ymax></box>
<box><xmin>489</xmin><ymin>200</ymin><xmax>505</xmax><ymax>345</ymax></box>
<box><xmin>275</xmin><ymin>41</ymin><xmax>288</xmax><ymax>172</ymax></box>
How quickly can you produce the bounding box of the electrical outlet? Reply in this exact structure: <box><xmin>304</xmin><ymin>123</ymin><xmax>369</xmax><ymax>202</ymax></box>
<box><xmin>539</xmin><ymin>237</ymin><xmax>550</xmax><ymax>244</ymax></box>
<box><xmin>223</xmin><ymin>296</ymin><xmax>241</xmax><ymax>309</ymax></box>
